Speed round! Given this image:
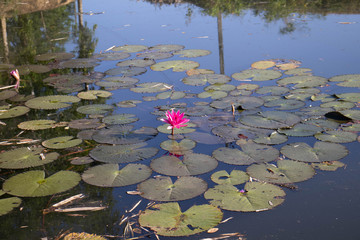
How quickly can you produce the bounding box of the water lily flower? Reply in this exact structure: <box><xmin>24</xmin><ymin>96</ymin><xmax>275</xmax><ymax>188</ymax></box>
<box><xmin>160</xmin><ymin>109</ymin><xmax>189</xmax><ymax>135</ymax></box>
<box><xmin>10</xmin><ymin>69</ymin><xmax>20</xmax><ymax>90</ymax></box>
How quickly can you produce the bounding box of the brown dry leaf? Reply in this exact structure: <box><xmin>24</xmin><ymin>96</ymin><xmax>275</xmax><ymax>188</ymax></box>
<box><xmin>276</xmin><ymin>63</ymin><xmax>299</xmax><ymax>70</ymax></box>
<box><xmin>207</xmin><ymin>228</ymin><xmax>219</xmax><ymax>233</ymax></box>
<box><xmin>251</xmin><ymin>60</ymin><xmax>275</xmax><ymax>69</ymax></box>
<box><xmin>127</xmin><ymin>190</ymin><xmax>142</xmax><ymax>195</ymax></box>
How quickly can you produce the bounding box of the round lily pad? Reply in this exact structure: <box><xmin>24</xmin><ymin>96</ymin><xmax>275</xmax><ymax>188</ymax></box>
<box><xmin>139</xmin><ymin>202</ymin><xmax>223</xmax><ymax>237</ymax></box>
<box><xmin>149</xmin><ymin>44</ymin><xmax>185</xmax><ymax>52</ymax></box>
<box><xmin>311</xmin><ymin>161</ymin><xmax>345</xmax><ymax>171</ymax></box>
<box><xmin>205</xmin><ymin>84</ymin><xmax>235</xmax><ymax>92</ymax></box>
<box><xmin>157</xmin><ymin>122</ymin><xmax>196</xmax><ymax>134</ymax></box>
<box><xmin>255</xmin><ymin>86</ymin><xmax>289</xmax><ymax>95</ymax></box>
<box><xmin>76</xmin><ymin>104</ymin><xmax>114</xmax><ymax>115</ymax></box>
<box><xmin>156</xmin><ymin>91</ymin><xmax>186</xmax><ymax>100</ymax></box>
<box><xmin>0</xmin><ymin>146</ymin><xmax>59</xmax><ymax>169</ymax></box>
<box><xmin>210</xmin><ymin>96</ymin><xmax>264</xmax><ymax>110</ymax></box>
<box><xmin>232</xmin><ymin>69</ymin><xmax>282</xmax><ymax>81</ymax></box>
<box><xmin>280</xmin><ymin>141</ymin><xmax>349</xmax><ymax>163</ymax></box>
<box><xmin>116</xmin><ymin>59</ymin><xmax>155</xmax><ymax>67</ymax></box>
<box><xmin>198</xmin><ymin>90</ymin><xmax>227</xmax><ymax>100</ymax></box>
<box><xmin>182</xmin><ymin>74</ymin><xmax>231</xmax><ymax>86</ymax></box>
<box><xmin>112</xmin><ymin>44</ymin><xmax>148</xmax><ymax>53</ymax></box>
<box><xmin>246</xmin><ymin>160</ymin><xmax>315</xmax><ymax>184</ymax></box>
<box><xmin>92</xmin><ymin>125</ymin><xmax>158</xmax><ymax>145</ymax></box>
<box><xmin>116</xmin><ymin>100</ymin><xmax>142</xmax><ymax>108</ymax></box>
<box><xmin>130</xmin><ymin>82</ymin><xmax>171</xmax><ymax>93</ymax></box>
<box><xmin>277</xmin><ymin>123</ymin><xmax>323</xmax><ymax>137</ymax></box>
<box><xmin>0</xmin><ymin>197</ymin><xmax>22</xmax><ymax>216</ymax></box>
<box><xmin>253</xmin><ymin>131</ymin><xmax>288</xmax><ymax>145</ymax></box>
<box><xmin>251</xmin><ymin>60</ymin><xmax>276</xmax><ymax>69</ymax></box>
<box><xmin>42</xmin><ymin>136</ymin><xmax>82</xmax><ymax>149</ymax></box>
<box><xmin>58</xmin><ymin>58</ymin><xmax>100</xmax><ymax>69</ymax></box>
<box><xmin>320</xmin><ymin>101</ymin><xmax>355</xmax><ymax>111</ymax></box>
<box><xmin>68</xmin><ymin>118</ymin><xmax>103</xmax><ymax>129</ymax></box>
<box><xmin>138</xmin><ymin>176</ymin><xmax>207</xmax><ymax>201</ymax></box>
<box><xmin>277</xmin><ymin>76</ymin><xmax>328</xmax><ymax>88</ymax></box>
<box><xmin>3</xmin><ymin>170</ymin><xmax>81</xmax><ymax>197</ymax></box>
<box><xmin>105</xmin><ymin>66</ymin><xmax>147</xmax><ymax>76</ymax></box>
<box><xmin>150</xmin><ymin>153</ymin><xmax>218</xmax><ymax>176</ymax></box>
<box><xmin>82</xmin><ymin>163</ymin><xmax>152</xmax><ymax>187</ymax></box>
<box><xmin>329</xmin><ymin>74</ymin><xmax>360</xmax><ymax>87</ymax></box>
<box><xmin>25</xmin><ymin>95</ymin><xmax>80</xmax><ymax>110</ymax></box>
<box><xmin>186</xmin><ymin>105</ymin><xmax>216</xmax><ymax>116</ymax></box>
<box><xmin>0</xmin><ymin>90</ymin><xmax>18</xmax><ymax>101</ymax></box>
<box><xmin>211</xmin><ymin>170</ymin><xmax>249</xmax><ymax>185</ymax></box>
<box><xmin>314</xmin><ymin>130</ymin><xmax>357</xmax><ymax>143</ymax></box>
<box><xmin>18</xmin><ymin>119</ymin><xmax>56</xmax><ymax>130</ymax></box>
<box><xmin>264</xmin><ymin>99</ymin><xmax>305</xmax><ymax>110</ymax></box>
<box><xmin>77</xmin><ymin>90</ymin><xmax>112</xmax><ymax>100</ymax></box>
<box><xmin>239</xmin><ymin>111</ymin><xmax>301</xmax><ymax>129</ymax></box>
<box><xmin>0</xmin><ymin>106</ymin><xmax>30</xmax><ymax>119</ymax></box>
<box><xmin>137</xmin><ymin>52</ymin><xmax>173</xmax><ymax>60</ymax></box>
<box><xmin>151</xmin><ymin>60</ymin><xmax>200</xmax><ymax>72</ymax></box>
<box><xmin>160</xmin><ymin>139</ymin><xmax>196</xmax><ymax>155</ymax></box>
<box><xmin>284</xmin><ymin>68</ymin><xmax>312</xmax><ymax>76</ymax></box>
<box><xmin>204</xmin><ymin>181</ymin><xmax>285</xmax><ymax>212</ymax></box>
<box><xmin>174</xmin><ymin>49</ymin><xmax>211</xmax><ymax>58</ymax></box>
<box><xmin>102</xmin><ymin>113</ymin><xmax>138</xmax><ymax>125</ymax></box>
<box><xmin>70</xmin><ymin>156</ymin><xmax>94</xmax><ymax>165</ymax></box>
<box><xmin>35</xmin><ymin>52</ymin><xmax>75</xmax><ymax>61</ymax></box>
<box><xmin>89</xmin><ymin>143</ymin><xmax>158</xmax><ymax>164</ymax></box>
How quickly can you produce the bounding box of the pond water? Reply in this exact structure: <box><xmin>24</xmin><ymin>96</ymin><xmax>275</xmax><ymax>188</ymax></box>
<box><xmin>1</xmin><ymin>1</ymin><xmax>360</xmax><ymax>239</ymax></box>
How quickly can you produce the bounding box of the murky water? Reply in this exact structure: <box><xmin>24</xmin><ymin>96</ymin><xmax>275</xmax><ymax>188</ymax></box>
<box><xmin>1</xmin><ymin>1</ymin><xmax>360</xmax><ymax>239</ymax></box>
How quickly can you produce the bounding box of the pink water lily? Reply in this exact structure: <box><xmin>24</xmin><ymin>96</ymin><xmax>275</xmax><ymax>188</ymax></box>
<box><xmin>10</xmin><ymin>69</ymin><xmax>20</xmax><ymax>90</ymax></box>
<box><xmin>160</xmin><ymin>109</ymin><xmax>189</xmax><ymax>135</ymax></box>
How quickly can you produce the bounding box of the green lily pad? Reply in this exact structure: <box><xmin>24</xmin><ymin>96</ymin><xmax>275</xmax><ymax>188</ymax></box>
<box><xmin>0</xmin><ymin>197</ymin><xmax>22</xmax><ymax>216</ymax></box>
<box><xmin>280</xmin><ymin>141</ymin><xmax>349</xmax><ymax>163</ymax></box>
<box><xmin>0</xmin><ymin>90</ymin><xmax>18</xmax><ymax>101</ymax></box>
<box><xmin>58</xmin><ymin>58</ymin><xmax>100</xmax><ymax>68</ymax></box>
<box><xmin>277</xmin><ymin>76</ymin><xmax>328</xmax><ymax>88</ymax></box>
<box><xmin>102</xmin><ymin>113</ymin><xmax>138</xmax><ymax>125</ymax></box>
<box><xmin>185</xmin><ymin>105</ymin><xmax>216</xmax><ymax>117</ymax></box>
<box><xmin>150</xmin><ymin>60</ymin><xmax>200</xmax><ymax>72</ymax></box>
<box><xmin>198</xmin><ymin>90</ymin><xmax>227</xmax><ymax>100</ymax></box>
<box><xmin>285</xmin><ymin>88</ymin><xmax>320</xmax><ymax>101</ymax></box>
<box><xmin>284</xmin><ymin>68</ymin><xmax>312</xmax><ymax>76</ymax></box>
<box><xmin>341</xmin><ymin>123</ymin><xmax>360</xmax><ymax>132</ymax></box>
<box><xmin>149</xmin><ymin>44</ymin><xmax>185</xmax><ymax>52</ymax></box>
<box><xmin>8</xmin><ymin>94</ymin><xmax>35</xmax><ymax>102</ymax></box>
<box><xmin>76</xmin><ymin>104</ymin><xmax>114</xmax><ymax>115</ymax></box>
<box><xmin>232</xmin><ymin>69</ymin><xmax>282</xmax><ymax>81</ymax></box>
<box><xmin>336</xmin><ymin>93</ymin><xmax>360</xmax><ymax>102</ymax></box>
<box><xmin>314</xmin><ymin>130</ymin><xmax>357</xmax><ymax>143</ymax></box>
<box><xmin>264</xmin><ymin>99</ymin><xmax>305</xmax><ymax>110</ymax></box>
<box><xmin>25</xmin><ymin>95</ymin><xmax>80</xmax><ymax>110</ymax></box>
<box><xmin>139</xmin><ymin>202</ymin><xmax>223</xmax><ymax>237</ymax></box>
<box><xmin>205</xmin><ymin>84</ymin><xmax>236</xmax><ymax>92</ymax></box>
<box><xmin>68</xmin><ymin>118</ymin><xmax>102</xmax><ymax>129</ymax></box>
<box><xmin>77</xmin><ymin>90</ymin><xmax>112</xmax><ymax>100</ymax></box>
<box><xmin>112</xmin><ymin>44</ymin><xmax>148</xmax><ymax>53</ymax></box>
<box><xmin>137</xmin><ymin>51</ymin><xmax>173</xmax><ymax>60</ymax></box>
<box><xmin>0</xmin><ymin>106</ymin><xmax>30</xmax><ymax>119</ymax></box>
<box><xmin>150</xmin><ymin>153</ymin><xmax>218</xmax><ymax>176</ymax></box>
<box><xmin>89</xmin><ymin>143</ymin><xmax>158</xmax><ymax>164</ymax></box>
<box><xmin>211</xmin><ymin>170</ymin><xmax>249</xmax><ymax>185</ymax></box>
<box><xmin>237</xmin><ymin>141</ymin><xmax>279</xmax><ymax>163</ymax></box>
<box><xmin>311</xmin><ymin>161</ymin><xmax>345</xmax><ymax>171</ymax></box>
<box><xmin>18</xmin><ymin>119</ymin><xmax>56</xmax><ymax>130</ymax></box>
<box><xmin>42</xmin><ymin>136</ymin><xmax>82</xmax><ymax>149</ymax></box>
<box><xmin>211</xmin><ymin>124</ymin><xmax>269</xmax><ymax>143</ymax></box>
<box><xmin>156</xmin><ymin>91</ymin><xmax>186</xmax><ymax>100</ymax></box>
<box><xmin>278</xmin><ymin>123</ymin><xmax>323</xmax><ymax>137</ymax></box>
<box><xmin>70</xmin><ymin>156</ymin><xmax>94</xmax><ymax>165</ymax></box>
<box><xmin>3</xmin><ymin>170</ymin><xmax>81</xmax><ymax>197</ymax></box>
<box><xmin>174</xmin><ymin>49</ymin><xmax>211</xmax><ymax>58</ymax></box>
<box><xmin>320</xmin><ymin>101</ymin><xmax>355</xmax><ymax>111</ymax></box>
<box><xmin>35</xmin><ymin>52</ymin><xmax>75</xmax><ymax>61</ymax></box>
<box><xmin>157</xmin><ymin>123</ymin><xmax>196</xmax><ymax>135</ymax></box>
<box><xmin>93</xmin><ymin>52</ymin><xmax>130</xmax><ymax>61</ymax></box>
<box><xmin>182</xmin><ymin>74</ymin><xmax>231</xmax><ymax>86</ymax></box>
<box><xmin>82</xmin><ymin>163</ymin><xmax>152</xmax><ymax>187</ymax></box>
<box><xmin>137</xmin><ymin>176</ymin><xmax>207</xmax><ymax>201</ymax></box>
<box><xmin>210</xmin><ymin>96</ymin><xmax>264</xmax><ymax>110</ymax></box>
<box><xmin>92</xmin><ymin>125</ymin><xmax>158</xmax><ymax>145</ymax></box>
<box><xmin>116</xmin><ymin>100</ymin><xmax>142</xmax><ymax>108</ymax></box>
<box><xmin>116</xmin><ymin>59</ymin><xmax>155</xmax><ymax>67</ymax></box>
<box><xmin>299</xmin><ymin>106</ymin><xmax>334</xmax><ymax>116</ymax></box>
<box><xmin>255</xmin><ymin>86</ymin><xmax>289</xmax><ymax>95</ymax></box>
<box><xmin>329</xmin><ymin>74</ymin><xmax>360</xmax><ymax>87</ymax></box>
<box><xmin>339</xmin><ymin>109</ymin><xmax>360</xmax><ymax>121</ymax></box>
<box><xmin>130</xmin><ymin>82</ymin><xmax>171</xmax><ymax>93</ymax></box>
<box><xmin>253</xmin><ymin>131</ymin><xmax>288</xmax><ymax>145</ymax></box>
<box><xmin>160</xmin><ymin>139</ymin><xmax>196</xmax><ymax>155</ymax></box>
<box><xmin>239</xmin><ymin>111</ymin><xmax>301</xmax><ymax>129</ymax></box>
<box><xmin>246</xmin><ymin>160</ymin><xmax>315</xmax><ymax>184</ymax></box>
<box><xmin>204</xmin><ymin>182</ymin><xmax>285</xmax><ymax>212</ymax></box>
<box><xmin>251</xmin><ymin>60</ymin><xmax>276</xmax><ymax>69</ymax></box>
<box><xmin>0</xmin><ymin>146</ymin><xmax>59</xmax><ymax>169</ymax></box>
<box><xmin>17</xmin><ymin>64</ymin><xmax>52</xmax><ymax>73</ymax></box>
<box><xmin>105</xmin><ymin>66</ymin><xmax>147</xmax><ymax>76</ymax></box>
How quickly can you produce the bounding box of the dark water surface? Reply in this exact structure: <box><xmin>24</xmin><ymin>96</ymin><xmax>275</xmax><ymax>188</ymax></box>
<box><xmin>1</xmin><ymin>1</ymin><xmax>360</xmax><ymax>239</ymax></box>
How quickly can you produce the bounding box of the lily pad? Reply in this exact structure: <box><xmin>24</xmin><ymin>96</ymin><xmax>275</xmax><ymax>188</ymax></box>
<box><xmin>112</xmin><ymin>44</ymin><xmax>148</xmax><ymax>53</ymax></box>
<box><xmin>137</xmin><ymin>51</ymin><xmax>173</xmax><ymax>60</ymax></box>
<box><xmin>336</xmin><ymin>93</ymin><xmax>360</xmax><ymax>103</ymax></box>
<box><xmin>157</xmin><ymin>122</ymin><xmax>196</xmax><ymax>134</ymax></box>
<box><xmin>58</xmin><ymin>58</ymin><xmax>100</xmax><ymax>68</ymax></box>
<box><xmin>68</xmin><ymin>118</ymin><xmax>103</xmax><ymax>129</ymax></box>
<box><xmin>0</xmin><ymin>90</ymin><xmax>18</xmax><ymax>101</ymax></box>
<box><xmin>93</xmin><ymin>52</ymin><xmax>130</xmax><ymax>61</ymax></box>
<box><xmin>0</xmin><ymin>197</ymin><xmax>22</xmax><ymax>216</ymax></box>
<box><xmin>311</xmin><ymin>161</ymin><xmax>345</xmax><ymax>171</ymax></box>
<box><xmin>174</xmin><ymin>49</ymin><xmax>211</xmax><ymax>58</ymax></box>
<box><xmin>130</xmin><ymin>82</ymin><xmax>171</xmax><ymax>93</ymax></box>
<box><xmin>42</xmin><ymin>136</ymin><xmax>82</xmax><ymax>149</ymax></box>
<box><xmin>284</xmin><ymin>68</ymin><xmax>312</xmax><ymax>76</ymax></box>
<box><xmin>198</xmin><ymin>90</ymin><xmax>227</xmax><ymax>100</ymax></box>
<box><xmin>156</xmin><ymin>91</ymin><xmax>186</xmax><ymax>100</ymax></box>
<box><xmin>186</xmin><ymin>105</ymin><xmax>216</xmax><ymax>116</ymax></box>
<box><xmin>139</xmin><ymin>202</ymin><xmax>223</xmax><ymax>237</ymax></box>
<box><xmin>204</xmin><ymin>182</ymin><xmax>285</xmax><ymax>212</ymax></box>
<box><xmin>0</xmin><ymin>106</ymin><xmax>30</xmax><ymax>119</ymax></box>
<box><xmin>0</xmin><ymin>146</ymin><xmax>59</xmax><ymax>169</ymax></box>
<box><xmin>92</xmin><ymin>125</ymin><xmax>158</xmax><ymax>145</ymax></box>
<box><xmin>320</xmin><ymin>101</ymin><xmax>355</xmax><ymax>111</ymax></box>
<box><xmin>105</xmin><ymin>66</ymin><xmax>147</xmax><ymax>76</ymax></box>
<box><xmin>116</xmin><ymin>100</ymin><xmax>142</xmax><ymax>108</ymax></box>
<box><xmin>182</xmin><ymin>74</ymin><xmax>231</xmax><ymax>86</ymax></box>
<box><xmin>116</xmin><ymin>59</ymin><xmax>155</xmax><ymax>67</ymax></box>
<box><xmin>255</xmin><ymin>86</ymin><xmax>289</xmax><ymax>95</ymax></box>
<box><xmin>18</xmin><ymin>119</ymin><xmax>56</xmax><ymax>130</ymax></box>
<box><xmin>280</xmin><ymin>141</ymin><xmax>349</xmax><ymax>163</ymax></box>
<box><xmin>35</xmin><ymin>52</ymin><xmax>75</xmax><ymax>61</ymax></box>
<box><xmin>211</xmin><ymin>170</ymin><xmax>249</xmax><ymax>185</ymax></box>
<box><xmin>251</xmin><ymin>60</ymin><xmax>276</xmax><ymax>69</ymax></box>
<box><xmin>25</xmin><ymin>95</ymin><xmax>80</xmax><ymax>110</ymax></box>
<box><xmin>76</xmin><ymin>104</ymin><xmax>114</xmax><ymax>115</ymax></box>
<box><xmin>246</xmin><ymin>160</ymin><xmax>315</xmax><ymax>184</ymax></box>
<box><xmin>3</xmin><ymin>170</ymin><xmax>81</xmax><ymax>197</ymax></box>
<box><xmin>82</xmin><ymin>163</ymin><xmax>152</xmax><ymax>187</ymax></box>
<box><xmin>150</xmin><ymin>153</ymin><xmax>218</xmax><ymax>176</ymax></box>
<box><xmin>70</xmin><ymin>156</ymin><xmax>94</xmax><ymax>165</ymax></box>
<box><xmin>278</xmin><ymin>123</ymin><xmax>323</xmax><ymax>137</ymax></box>
<box><xmin>77</xmin><ymin>90</ymin><xmax>112</xmax><ymax>100</ymax></box>
<box><xmin>277</xmin><ymin>76</ymin><xmax>327</xmax><ymax>88</ymax></box>
<box><xmin>149</xmin><ymin>44</ymin><xmax>185</xmax><ymax>52</ymax></box>
<box><xmin>239</xmin><ymin>111</ymin><xmax>301</xmax><ymax>129</ymax></box>
<box><xmin>329</xmin><ymin>74</ymin><xmax>360</xmax><ymax>87</ymax></box>
<box><xmin>264</xmin><ymin>99</ymin><xmax>305</xmax><ymax>110</ymax></box>
<box><xmin>314</xmin><ymin>130</ymin><xmax>357</xmax><ymax>143</ymax></box>
<box><xmin>150</xmin><ymin>60</ymin><xmax>200</xmax><ymax>72</ymax></box>
<box><xmin>210</xmin><ymin>96</ymin><xmax>264</xmax><ymax>110</ymax></box>
<box><xmin>102</xmin><ymin>113</ymin><xmax>138</xmax><ymax>125</ymax></box>
<box><xmin>205</xmin><ymin>84</ymin><xmax>235</xmax><ymax>92</ymax></box>
<box><xmin>89</xmin><ymin>143</ymin><xmax>158</xmax><ymax>164</ymax></box>
<box><xmin>138</xmin><ymin>176</ymin><xmax>207</xmax><ymax>201</ymax></box>
<box><xmin>253</xmin><ymin>131</ymin><xmax>288</xmax><ymax>145</ymax></box>
<box><xmin>232</xmin><ymin>69</ymin><xmax>282</xmax><ymax>81</ymax></box>
<box><xmin>160</xmin><ymin>139</ymin><xmax>196</xmax><ymax>155</ymax></box>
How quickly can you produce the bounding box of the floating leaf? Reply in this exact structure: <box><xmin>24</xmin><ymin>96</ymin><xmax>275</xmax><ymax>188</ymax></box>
<box><xmin>82</xmin><ymin>163</ymin><xmax>152</xmax><ymax>187</ymax></box>
<box><xmin>0</xmin><ymin>106</ymin><xmax>30</xmax><ymax>119</ymax></box>
<box><xmin>264</xmin><ymin>99</ymin><xmax>305</xmax><ymax>110</ymax></box>
<box><xmin>212</xmin><ymin>147</ymin><xmax>253</xmax><ymax>165</ymax></box>
<box><xmin>204</xmin><ymin>182</ymin><xmax>285</xmax><ymax>212</ymax></box>
<box><xmin>205</xmin><ymin>84</ymin><xmax>235</xmax><ymax>92</ymax></box>
<box><xmin>0</xmin><ymin>197</ymin><xmax>22</xmax><ymax>216</ymax></box>
<box><xmin>210</xmin><ymin>96</ymin><xmax>264</xmax><ymax>110</ymax></box>
<box><xmin>77</xmin><ymin>90</ymin><xmax>112</xmax><ymax>100</ymax></box>
<box><xmin>149</xmin><ymin>44</ymin><xmax>185</xmax><ymax>52</ymax></box>
<box><xmin>0</xmin><ymin>90</ymin><xmax>17</xmax><ymax>101</ymax></box>
<box><xmin>284</xmin><ymin>68</ymin><xmax>312</xmax><ymax>76</ymax></box>
<box><xmin>277</xmin><ymin>76</ymin><xmax>327</xmax><ymax>88</ymax></box>
<box><xmin>116</xmin><ymin>100</ymin><xmax>142</xmax><ymax>108</ymax></box>
<box><xmin>139</xmin><ymin>202</ymin><xmax>222</xmax><ymax>237</ymax></box>
<box><xmin>35</xmin><ymin>52</ymin><xmax>74</xmax><ymax>61</ymax></box>
<box><xmin>58</xmin><ymin>58</ymin><xmax>100</xmax><ymax>68</ymax></box>
<box><xmin>64</xmin><ymin>232</ymin><xmax>107</xmax><ymax>240</ymax></box>
<box><xmin>278</xmin><ymin>123</ymin><xmax>322</xmax><ymax>137</ymax></box>
<box><xmin>211</xmin><ymin>170</ymin><xmax>249</xmax><ymax>185</ymax></box>
<box><xmin>160</xmin><ymin>139</ymin><xmax>196</xmax><ymax>155</ymax></box>
<box><xmin>246</xmin><ymin>160</ymin><xmax>315</xmax><ymax>184</ymax></box>
<box><xmin>299</xmin><ymin>106</ymin><xmax>334</xmax><ymax>116</ymax></box>
<box><xmin>150</xmin><ymin>153</ymin><xmax>218</xmax><ymax>176</ymax></box>
<box><xmin>42</xmin><ymin>136</ymin><xmax>82</xmax><ymax>149</ymax></box>
<box><xmin>25</xmin><ymin>95</ymin><xmax>80</xmax><ymax>110</ymax></box>
<box><xmin>329</xmin><ymin>74</ymin><xmax>360</xmax><ymax>87</ymax></box>
<box><xmin>174</xmin><ymin>49</ymin><xmax>211</xmax><ymax>58</ymax></box>
<box><xmin>105</xmin><ymin>66</ymin><xmax>147</xmax><ymax>76</ymax></box>
<box><xmin>156</xmin><ymin>91</ymin><xmax>186</xmax><ymax>100</ymax></box>
<box><xmin>280</xmin><ymin>141</ymin><xmax>348</xmax><ymax>163</ymax></box>
<box><xmin>255</xmin><ymin>86</ymin><xmax>289</xmax><ymax>95</ymax></box>
<box><xmin>186</xmin><ymin>105</ymin><xmax>216</xmax><ymax>116</ymax></box>
<box><xmin>137</xmin><ymin>51</ymin><xmax>173</xmax><ymax>60</ymax></box>
<box><xmin>150</xmin><ymin>60</ymin><xmax>200</xmax><ymax>72</ymax></box>
<box><xmin>253</xmin><ymin>131</ymin><xmax>288</xmax><ymax>145</ymax></box>
<box><xmin>185</xmin><ymin>132</ymin><xmax>225</xmax><ymax>145</ymax></box>
<box><xmin>116</xmin><ymin>59</ymin><xmax>155</xmax><ymax>67</ymax></box>
<box><xmin>93</xmin><ymin>52</ymin><xmax>130</xmax><ymax>61</ymax></box>
<box><xmin>0</xmin><ymin>146</ymin><xmax>58</xmax><ymax>169</ymax></box>
<box><xmin>76</xmin><ymin>104</ymin><xmax>113</xmax><ymax>115</ymax></box>
<box><xmin>17</xmin><ymin>64</ymin><xmax>51</xmax><ymax>73</ymax></box>
<box><xmin>18</xmin><ymin>119</ymin><xmax>56</xmax><ymax>130</ymax></box>
<box><xmin>314</xmin><ymin>130</ymin><xmax>357</xmax><ymax>143</ymax></box>
<box><xmin>311</xmin><ymin>161</ymin><xmax>345</xmax><ymax>171</ymax></box>
<box><xmin>251</xmin><ymin>60</ymin><xmax>276</xmax><ymax>69</ymax></box>
<box><xmin>138</xmin><ymin>176</ymin><xmax>207</xmax><ymax>201</ymax></box>
<box><xmin>3</xmin><ymin>170</ymin><xmax>81</xmax><ymax>197</ymax></box>
<box><xmin>102</xmin><ymin>113</ymin><xmax>138</xmax><ymax>125</ymax></box>
<box><xmin>320</xmin><ymin>101</ymin><xmax>355</xmax><ymax>111</ymax></box>
<box><xmin>157</xmin><ymin>122</ymin><xmax>196</xmax><ymax>134</ymax></box>
<box><xmin>336</xmin><ymin>93</ymin><xmax>360</xmax><ymax>102</ymax></box>
<box><xmin>239</xmin><ymin>111</ymin><xmax>301</xmax><ymax>129</ymax></box>
<box><xmin>89</xmin><ymin>143</ymin><xmax>158</xmax><ymax>164</ymax></box>
<box><xmin>198</xmin><ymin>90</ymin><xmax>227</xmax><ymax>100</ymax></box>
<box><xmin>130</xmin><ymin>82</ymin><xmax>171</xmax><ymax>93</ymax></box>
<box><xmin>232</xmin><ymin>69</ymin><xmax>282</xmax><ymax>81</ymax></box>
<box><xmin>186</xmin><ymin>68</ymin><xmax>215</xmax><ymax>76</ymax></box>
<box><xmin>68</xmin><ymin>118</ymin><xmax>102</xmax><ymax>129</ymax></box>
<box><xmin>339</xmin><ymin>109</ymin><xmax>360</xmax><ymax>121</ymax></box>
<box><xmin>70</xmin><ymin>156</ymin><xmax>94</xmax><ymax>165</ymax></box>
<box><xmin>211</xmin><ymin>124</ymin><xmax>269</xmax><ymax>143</ymax></box>
<box><xmin>112</xmin><ymin>44</ymin><xmax>148</xmax><ymax>53</ymax></box>
<box><xmin>92</xmin><ymin>125</ymin><xmax>158</xmax><ymax>145</ymax></box>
